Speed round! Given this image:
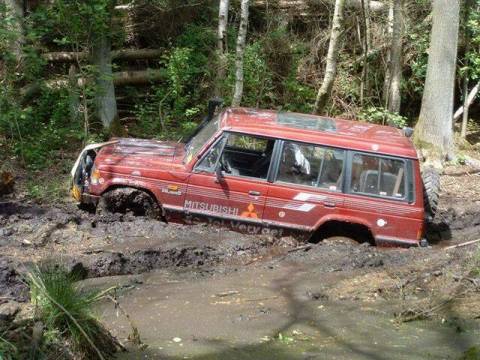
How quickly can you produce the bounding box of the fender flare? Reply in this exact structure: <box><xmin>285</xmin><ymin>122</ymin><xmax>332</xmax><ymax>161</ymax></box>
<box><xmin>313</xmin><ymin>214</ymin><xmax>376</xmax><ymax>238</ymax></box>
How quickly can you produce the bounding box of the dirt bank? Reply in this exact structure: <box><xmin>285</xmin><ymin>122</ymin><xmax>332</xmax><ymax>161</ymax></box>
<box><xmin>1</xmin><ymin>167</ymin><xmax>479</xmax><ymax>300</ymax></box>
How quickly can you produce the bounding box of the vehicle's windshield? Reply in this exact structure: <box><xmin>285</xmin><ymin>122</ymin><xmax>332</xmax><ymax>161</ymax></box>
<box><xmin>184</xmin><ymin>115</ymin><xmax>220</xmax><ymax>164</ymax></box>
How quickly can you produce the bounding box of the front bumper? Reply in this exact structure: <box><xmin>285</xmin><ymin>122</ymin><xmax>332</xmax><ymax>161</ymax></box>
<box><xmin>70</xmin><ymin>140</ymin><xmax>118</xmax><ymax>203</ymax></box>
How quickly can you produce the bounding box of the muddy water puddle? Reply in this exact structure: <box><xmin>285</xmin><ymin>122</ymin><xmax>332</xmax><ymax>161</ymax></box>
<box><xmin>89</xmin><ymin>261</ymin><xmax>480</xmax><ymax>360</ymax></box>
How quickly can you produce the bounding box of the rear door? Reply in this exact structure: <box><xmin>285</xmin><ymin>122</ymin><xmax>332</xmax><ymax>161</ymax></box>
<box><xmin>344</xmin><ymin>152</ymin><xmax>422</xmax><ymax>244</ymax></box>
<box><xmin>184</xmin><ymin>132</ymin><xmax>276</xmax><ymax>233</ymax></box>
<box><xmin>263</xmin><ymin>140</ymin><xmax>346</xmax><ymax>231</ymax></box>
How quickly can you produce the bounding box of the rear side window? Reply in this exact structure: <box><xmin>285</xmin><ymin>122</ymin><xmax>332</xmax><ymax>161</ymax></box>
<box><xmin>350</xmin><ymin>154</ymin><xmax>406</xmax><ymax>199</ymax></box>
<box><xmin>277</xmin><ymin>141</ymin><xmax>345</xmax><ymax>191</ymax></box>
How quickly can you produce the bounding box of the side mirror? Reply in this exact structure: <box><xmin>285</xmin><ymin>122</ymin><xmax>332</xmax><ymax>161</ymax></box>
<box><xmin>207</xmin><ymin>98</ymin><xmax>224</xmax><ymax>122</ymax></box>
<box><xmin>215</xmin><ymin>166</ymin><xmax>224</xmax><ymax>182</ymax></box>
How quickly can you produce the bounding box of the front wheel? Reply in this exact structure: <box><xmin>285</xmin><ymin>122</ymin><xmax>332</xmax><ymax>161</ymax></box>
<box><xmin>96</xmin><ymin>188</ymin><xmax>160</xmax><ymax>219</ymax></box>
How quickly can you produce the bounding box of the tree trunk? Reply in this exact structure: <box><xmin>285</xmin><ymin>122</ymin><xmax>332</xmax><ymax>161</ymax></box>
<box><xmin>231</xmin><ymin>0</ymin><xmax>250</xmax><ymax>107</ymax></box>
<box><xmin>3</xmin><ymin>0</ymin><xmax>24</xmax><ymax>65</ymax></box>
<box><xmin>359</xmin><ymin>0</ymin><xmax>369</xmax><ymax>106</ymax></box>
<box><xmin>414</xmin><ymin>0</ymin><xmax>460</xmax><ymax>166</ymax></box>
<box><xmin>68</xmin><ymin>64</ymin><xmax>81</xmax><ymax>124</ymax></box>
<box><xmin>215</xmin><ymin>0</ymin><xmax>229</xmax><ymax>96</ymax></box>
<box><xmin>460</xmin><ymin>0</ymin><xmax>472</xmax><ymax>139</ymax></box>
<box><xmin>91</xmin><ymin>0</ymin><xmax>118</xmax><ymax>132</ymax></box>
<box><xmin>385</xmin><ymin>0</ymin><xmax>403</xmax><ymax>113</ymax></box>
<box><xmin>312</xmin><ymin>0</ymin><xmax>346</xmax><ymax>114</ymax></box>
<box><xmin>383</xmin><ymin>0</ymin><xmax>394</xmax><ymax>106</ymax></box>
<box><xmin>92</xmin><ymin>31</ymin><xmax>118</xmax><ymax>130</ymax></box>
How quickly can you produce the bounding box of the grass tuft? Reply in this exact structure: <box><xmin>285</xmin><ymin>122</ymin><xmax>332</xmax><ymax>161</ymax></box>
<box><xmin>0</xmin><ymin>334</ymin><xmax>17</xmax><ymax>360</ymax></box>
<box><xmin>27</xmin><ymin>264</ymin><xmax>118</xmax><ymax>359</ymax></box>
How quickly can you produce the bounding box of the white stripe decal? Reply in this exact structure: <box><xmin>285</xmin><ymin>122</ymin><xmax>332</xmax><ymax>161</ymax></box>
<box><xmin>294</xmin><ymin>193</ymin><xmax>327</xmax><ymax>202</ymax></box>
<box><xmin>284</xmin><ymin>203</ymin><xmax>316</xmax><ymax>212</ymax></box>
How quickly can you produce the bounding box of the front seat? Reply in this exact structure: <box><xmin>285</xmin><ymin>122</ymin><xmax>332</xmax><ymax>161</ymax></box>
<box><xmin>252</xmin><ymin>141</ymin><xmax>275</xmax><ymax>178</ymax></box>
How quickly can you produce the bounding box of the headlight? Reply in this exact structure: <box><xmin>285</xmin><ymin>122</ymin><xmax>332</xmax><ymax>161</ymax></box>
<box><xmin>90</xmin><ymin>167</ymin><xmax>100</xmax><ymax>185</ymax></box>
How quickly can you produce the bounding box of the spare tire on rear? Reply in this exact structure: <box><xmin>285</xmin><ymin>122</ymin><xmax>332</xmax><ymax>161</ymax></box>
<box><xmin>422</xmin><ymin>167</ymin><xmax>440</xmax><ymax>221</ymax></box>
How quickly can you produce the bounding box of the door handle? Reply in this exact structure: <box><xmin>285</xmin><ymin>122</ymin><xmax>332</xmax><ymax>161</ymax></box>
<box><xmin>249</xmin><ymin>190</ymin><xmax>261</xmax><ymax>196</ymax></box>
<box><xmin>323</xmin><ymin>201</ymin><xmax>336</xmax><ymax>208</ymax></box>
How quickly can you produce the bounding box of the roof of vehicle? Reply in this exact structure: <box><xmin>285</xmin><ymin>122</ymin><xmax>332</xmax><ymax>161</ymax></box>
<box><xmin>220</xmin><ymin>108</ymin><xmax>418</xmax><ymax>159</ymax></box>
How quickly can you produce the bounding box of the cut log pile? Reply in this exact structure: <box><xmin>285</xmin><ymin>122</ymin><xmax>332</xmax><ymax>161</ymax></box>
<box><xmin>42</xmin><ymin>48</ymin><xmax>164</xmax><ymax>63</ymax></box>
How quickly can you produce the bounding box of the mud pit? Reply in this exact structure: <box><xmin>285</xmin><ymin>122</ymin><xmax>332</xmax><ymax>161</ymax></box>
<box><xmin>1</xmin><ymin>168</ymin><xmax>480</xmax><ymax>358</ymax></box>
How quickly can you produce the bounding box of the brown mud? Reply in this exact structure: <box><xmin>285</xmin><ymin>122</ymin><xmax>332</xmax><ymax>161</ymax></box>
<box><xmin>1</xmin><ymin>167</ymin><xmax>480</xmax><ymax>358</ymax></box>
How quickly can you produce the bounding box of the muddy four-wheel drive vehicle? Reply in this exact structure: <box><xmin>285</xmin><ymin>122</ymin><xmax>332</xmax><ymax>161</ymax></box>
<box><xmin>71</xmin><ymin>105</ymin><xmax>430</xmax><ymax>247</ymax></box>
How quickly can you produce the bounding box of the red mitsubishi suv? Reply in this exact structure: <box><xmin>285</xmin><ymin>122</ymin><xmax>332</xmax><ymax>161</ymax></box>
<box><xmin>71</xmin><ymin>104</ymin><xmax>426</xmax><ymax>247</ymax></box>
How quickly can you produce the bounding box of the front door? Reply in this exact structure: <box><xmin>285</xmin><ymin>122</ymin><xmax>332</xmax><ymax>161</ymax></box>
<box><xmin>184</xmin><ymin>132</ymin><xmax>276</xmax><ymax>234</ymax></box>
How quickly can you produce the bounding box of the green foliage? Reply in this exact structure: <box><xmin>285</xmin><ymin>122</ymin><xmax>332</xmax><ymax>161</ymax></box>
<box><xmin>132</xmin><ymin>24</ymin><xmax>216</xmax><ymax>140</ymax></box>
<box><xmin>40</xmin><ymin>0</ymin><xmax>121</xmax><ymax>49</ymax></box>
<box><xmin>404</xmin><ymin>19</ymin><xmax>431</xmax><ymax>97</ymax></box>
<box><xmin>226</xmin><ymin>41</ymin><xmax>275</xmax><ymax>107</ymax></box>
<box><xmin>359</xmin><ymin>107</ymin><xmax>408</xmax><ymax>128</ymax></box>
<box><xmin>463</xmin><ymin>0</ymin><xmax>480</xmax><ymax>81</ymax></box>
<box><xmin>28</xmin><ymin>264</ymin><xmax>115</xmax><ymax>358</ymax></box>
<box><xmin>25</xmin><ymin>172</ymin><xmax>69</xmax><ymax>203</ymax></box>
<box><xmin>460</xmin><ymin>346</ymin><xmax>480</xmax><ymax>360</ymax></box>
<box><xmin>0</xmin><ymin>86</ymin><xmax>83</xmax><ymax>170</ymax></box>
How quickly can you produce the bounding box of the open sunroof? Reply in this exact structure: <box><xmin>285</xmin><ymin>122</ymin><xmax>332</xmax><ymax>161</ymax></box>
<box><xmin>277</xmin><ymin>112</ymin><xmax>336</xmax><ymax>132</ymax></box>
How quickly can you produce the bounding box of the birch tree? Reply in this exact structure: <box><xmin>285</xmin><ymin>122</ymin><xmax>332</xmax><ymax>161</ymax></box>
<box><xmin>460</xmin><ymin>0</ymin><xmax>473</xmax><ymax>139</ymax></box>
<box><xmin>3</xmin><ymin>0</ymin><xmax>24</xmax><ymax>66</ymax></box>
<box><xmin>359</xmin><ymin>0</ymin><xmax>370</xmax><ymax>105</ymax></box>
<box><xmin>414</xmin><ymin>0</ymin><xmax>460</xmax><ymax>166</ymax></box>
<box><xmin>312</xmin><ymin>0</ymin><xmax>346</xmax><ymax>114</ymax></box>
<box><xmin>232</xmin><ymin>0</ymin><xmax>250</xmax><ymax>107</ymax></box>
<box><xmin>215</xmin><ymin>0</ymin><xmax>229</xmax><ymax>96</ymax></box>
<box><xmin>384</xmin><ymin>0</ymin><xmax>403</xmax><ymax>113</ymax></box>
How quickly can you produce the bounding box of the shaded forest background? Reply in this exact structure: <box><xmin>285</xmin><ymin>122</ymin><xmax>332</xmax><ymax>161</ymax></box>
<box><xmin>0</xmin><ymin>0</ymin><xmax>479</xmax><ymax>197</ymax></box>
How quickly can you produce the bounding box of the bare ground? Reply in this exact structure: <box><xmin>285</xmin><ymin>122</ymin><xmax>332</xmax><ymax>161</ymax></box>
<box><xmin>1</xmin><ymin>165</ymin><xmax>480</xmax><ymax>359</ymax></box>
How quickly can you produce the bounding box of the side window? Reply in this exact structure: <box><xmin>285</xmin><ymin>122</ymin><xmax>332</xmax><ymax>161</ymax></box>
<box><xmin>350</xmin><ymin>154</ymin><xmax>406</xmax><ymax>199</ymax></box>
<box><xmin>277</xmin><ymin>141</ymin><xmax>345</xmax><ymax>191</ymax></box>
<box><xmin>195</xmin><ymin>133</ymin><xmax>275</xmax><ymax>180</ymax></box>
<box><xmin>195</xmin><ymin>136</ymin><xmax>227</xmax><ymax>172</ymax></box>
<box><xmin>227</xmin><ymin>134</ymin><xmax>268</xmax><ymax>152</ymax></box>
<box><xmin>221</xmin><ymin>133</ymin><xmax>275</xmax><ymax>179</ymax></box>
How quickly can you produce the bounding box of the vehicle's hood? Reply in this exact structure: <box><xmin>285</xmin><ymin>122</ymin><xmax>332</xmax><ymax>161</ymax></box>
<box><xmin>97</xmin><ymin>138</ymin><xmax>186</xmax><ymax>169</ymax></box>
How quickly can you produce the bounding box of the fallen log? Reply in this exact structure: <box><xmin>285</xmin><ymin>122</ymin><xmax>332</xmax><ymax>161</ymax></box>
<box><xmin>444</xmin><ymin>238</ymin><xmax>480</xmax><ymax>250</ymax></box>
<box><xmin>46</xmin><ymin>69</ymin><xmax>166</xmax><ymax>88</ymax></box>
<box><xmin>113</xmin><ymin>69</ymin><xmax>166</xmax><ymax>86</ymax></box>
<box><xmin>42</xmin><ymin>48</ymin><xmax>164</xmax><ymax>63</ymax></box>
<box><xmin>453</xmin><ymin>82</ymin><xmax>480</xmax><ymax>121</ymax></box>
<box><xmin>465</xmin><ymin>155</ymin><xmax>480</xmax><ymax>170</ymax></box>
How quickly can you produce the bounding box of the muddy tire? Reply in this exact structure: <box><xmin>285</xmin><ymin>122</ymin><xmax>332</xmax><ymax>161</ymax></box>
<box><xmin>422</xmin><ymin>167</ymin><xmax>440</xmax><ymax>221</ymax></box>
<box><xmin>96</xmin><ymin>188</ymin><xmax>160</xmax><ymax>219</ymax></box>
